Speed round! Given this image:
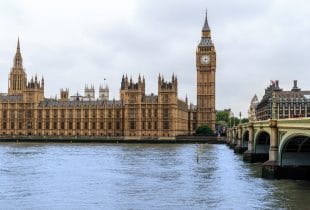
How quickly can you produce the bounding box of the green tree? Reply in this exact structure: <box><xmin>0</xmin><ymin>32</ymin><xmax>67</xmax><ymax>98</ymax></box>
<box><xmin>216</xmin><ymin>111</ymin><xmax>229</xmax><ymax>123</ymax></box>
<box><xmin>195</xmin><ymin>125</ymin><xmax>214</xmax><ymax>136</ymax></box>
<box><xmin>241</xmin><ymin>118</ymin><xmax>249</xmax><ymax>123</ymax></box>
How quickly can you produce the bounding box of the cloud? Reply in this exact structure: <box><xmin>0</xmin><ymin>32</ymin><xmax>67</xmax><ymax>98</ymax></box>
<box><xmin>0</xmin><ymin>0</ymin><xmax>309</xmax><ymax>116</ymax></box>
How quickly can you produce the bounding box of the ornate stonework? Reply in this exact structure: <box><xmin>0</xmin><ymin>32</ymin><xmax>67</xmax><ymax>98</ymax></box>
<box><xmin>0</xmin><ymin>12</ymin><xmax>216</xmax><ymax>138</ymax></box>
<box><xmin>196</xmin><ymin>11</ymin><xmax>216</xmax><ymax>130</ymax></box>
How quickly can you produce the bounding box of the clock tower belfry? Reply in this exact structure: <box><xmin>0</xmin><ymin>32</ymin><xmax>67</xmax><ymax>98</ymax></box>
<box><xmin>196</xmin><ymin>11</ymin><xmax>216</xmax><ymax>131</ymax></box>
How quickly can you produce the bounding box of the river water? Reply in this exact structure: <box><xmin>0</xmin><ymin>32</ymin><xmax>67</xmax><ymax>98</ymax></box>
<box><xmin>0</xmin><ymin>143</ymin><xmax>309</xmax><ymax>209</ymax></box>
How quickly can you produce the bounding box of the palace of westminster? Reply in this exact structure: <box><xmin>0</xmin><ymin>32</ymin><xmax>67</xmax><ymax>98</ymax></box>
<box><xmin>0</xmin><ymin>12</ymin><xmax>216</xmax><ymax>139</ymax></box>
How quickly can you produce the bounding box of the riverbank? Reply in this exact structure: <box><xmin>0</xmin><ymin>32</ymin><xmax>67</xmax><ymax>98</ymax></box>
<box><xmin>0</xmin><ymin>136</ymin><xmax>226</xmax><ymax>144</ymax></box>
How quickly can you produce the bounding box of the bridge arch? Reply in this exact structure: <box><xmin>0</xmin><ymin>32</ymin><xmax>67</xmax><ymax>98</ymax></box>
<box><xmin>280</xmin><ymin>133</ymin><xmax>310</xmax><ymax>166</ymax></box>
<box><xmin>242</xmin><ymin>130</ymin><xmax>249</xmax><ymax>148</ymax></box>
<box><xmin>252</xmin><ymin>130</ymin><xmax>270</xmax><ymax>162</ymax></box>
<box><xmin>254</xmin><ymin>130</ymin><xmax>270</xmax><ymax>153</ymax></box>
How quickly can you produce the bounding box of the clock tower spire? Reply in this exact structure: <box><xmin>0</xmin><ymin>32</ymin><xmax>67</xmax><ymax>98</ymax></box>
<box><xmin>196</xmin><ymin>10</ymin><xmax>216</xmax><ymax>131</ymax></box>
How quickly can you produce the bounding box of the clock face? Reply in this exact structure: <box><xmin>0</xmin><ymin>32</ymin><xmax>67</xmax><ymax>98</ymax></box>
<box><xmin>201</xmin><ymin>55</ymin><xmax>210</xmax><ymax>64</ymax></box>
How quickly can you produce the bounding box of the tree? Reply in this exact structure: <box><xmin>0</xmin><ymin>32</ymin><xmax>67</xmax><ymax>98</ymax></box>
<box><xmin>216</xmin><ymin>111</ymin><xmax>230</xmax><ymax>123</ymax></box>
<box><xmin>195</xmin><ymin>125</ymin><xmax>214</xmax><ymax>136</ymax></box>
<box><xmin>241</xmin><ymin>118</ymin><xmax>249</xmax><ymax>123</ymax></box>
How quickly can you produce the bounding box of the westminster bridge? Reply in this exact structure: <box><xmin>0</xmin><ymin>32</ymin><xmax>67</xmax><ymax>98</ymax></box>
<box><xmin>227</xmin><ymin>118</ymin><xmax>310</xmax><ymax>180</ymax></box>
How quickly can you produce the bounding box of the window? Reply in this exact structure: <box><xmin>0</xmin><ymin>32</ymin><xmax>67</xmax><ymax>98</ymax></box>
<box><xmin>69</xmin><ymin>122</ymin><xmax>73</xmax><ymax>129</ymax></box>
<box><xmin>45</xmin><ymin>122</ymin><xmax>50</xmax><ymax>129</ymax></box>
<box><xmin>100</xmin><ymin>122</ymin><xmax>104</xmax><ymax>129</ymax></box>
<box><xmin>84</xmin><ymin>122</ymin><xmax>88</xmax><ymax>129</ymax></box>
<box><xmin>142</xmin><ymin>109</ymin><xmax>146</xmax><ymax>117</ymax></box>
<box><xmin>116</xmin><ymin>122</ymin><xmax>120</xmax><ymax>130</ymax></box>
<box><xmin>92</xmin><ymin>122</ymin><xmax>96</xmax><ymax>129</ymax></box>
<box><xmin>84</xmin><ymin>110</ymin><xmax>89</xmax><ymax>118</ymax></box>
<box><xmin>2</xmin><ymin>122</ymin><xmax>6</xmax><ymax>129</ymax></box>
<box><xmin>10</xmin><ymin>111</ymin><xmax>15</xmax><ymax>119</ymax></box>
<box><xmin>130</xmin><ymin>121</ymin><xmax>135</xmax><ymax>130</ymax></box>
<box><xmin>61</xmin><ymin>110</ymin><xmax>65</xmax><ymax>118</ymax></box>
<box><xmin>163</xmin><ymin>121</ymin><xmax>169</xmax><ymax>130</ymax></box>
<box><xmin>19</xmin><ymin>122</ymin><xmax>23</xmax><ymax>129</ymax></box>
<box><xmin>2</xmin><ymin>111</ymin><xmax>7</xmax><ymax>119</ymax></box>
<box><xmin>148</xmin><ymin>122</ymin><xmax>152</xmax><ymax>130</ymax></box>
<box><xmin>45</xmin><ymin>110</ymin><xmax>50</xmax><ymax>118</ymax></box>
<box><xmin>77</xmin><ymin>122</ymin><xmax>80</xmax><ymax>130</ymax></box>
<box><xmin>163</xmin><ymin>108</ymin><xmax>169</xmax><ymax>118</ymax></box>
<box><xmin>53</xmin><ymin>110</ymin><xmax>57</xmax><ymax>118</ymax></box>
<box><xmin>76</xmin><ymin>110</ymin><xmax>81</xmax><ymax>118</ymax></box>
<box><xmin>148</xmin><ymin>109</ymin><xmax>152</xmax><ymax>117</ymax></box>
<box><xmin>61</xmin><ymin>122</ymin><xmax>65</xmax><ymax>129</ymax></box>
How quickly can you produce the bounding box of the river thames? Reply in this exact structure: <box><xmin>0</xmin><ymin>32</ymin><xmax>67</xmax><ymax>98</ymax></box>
<box><xmin>0</xmin><ymin>143</ymin><xmax>309</xmax><ymax>209</ymax></box>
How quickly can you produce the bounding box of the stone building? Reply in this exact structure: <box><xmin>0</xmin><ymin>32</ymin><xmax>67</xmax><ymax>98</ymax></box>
<box><xmin>248</xmin><ymin>94</ymin><xmax>259</xmax><ymax>122</ymax></box>
<box><xmin>0</xmin><ymin>11</ymin><xmax>216</xmax><ymax>138</ymax></box>
<box><xmin>256</xmin><ymin>80</ymin><xmax>310</xmax><ymax>120</ymax></box>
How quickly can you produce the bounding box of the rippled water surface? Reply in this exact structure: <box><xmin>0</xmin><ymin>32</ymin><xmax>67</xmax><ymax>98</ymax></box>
<box><xmin>0</xmin><ymin>143</ymin><xmax>310</xmax><ymax>209</ymax></box>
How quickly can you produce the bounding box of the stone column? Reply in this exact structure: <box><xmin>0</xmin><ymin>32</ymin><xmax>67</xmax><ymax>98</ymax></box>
<box><xmin>262</xmin><ymin>119</ymin><xmax>280</xmax><ymax>179</ymax></box>
<box><xmin>247</xmin><ymin>123</ymin><xmax>254</xmax><ymax>152</ymax></box>
<box><xmin>269</xmin><ymin>119</ymin><xmax>278</xmax><ymax>162</ymax></box>
<box><xmin>237</xmin><ymin>126</ymin><xmax>242</xmax><ymax>147</ymax></box>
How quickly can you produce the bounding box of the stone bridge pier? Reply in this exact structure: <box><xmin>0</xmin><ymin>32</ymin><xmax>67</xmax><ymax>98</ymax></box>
<box><xmin>227</xmin><ymin>118</ymin><xmax>310</xmax><ymax>180</ymax></box>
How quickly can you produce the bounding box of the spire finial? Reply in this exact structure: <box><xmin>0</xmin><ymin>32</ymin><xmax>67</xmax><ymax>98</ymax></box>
<box><xmin>202</xmin><ymin>9</ymin><xmax>210</xmax><ymax>32</ymax></box>
<box><xmin>17</xmin><ymin>37</ymin><xmax>20</xmax><ymax>51</ymax></box>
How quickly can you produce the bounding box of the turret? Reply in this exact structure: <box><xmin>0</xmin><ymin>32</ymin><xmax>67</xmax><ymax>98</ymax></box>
<box><xmin>60</xmin><ymin>88</ymin><xmax>69</xmax><ymax>101</ymax></box>
<box><xmin>158</xmin><ymin>74</ymin><xmax>178</xmax><ymax>95</ymax></box>
<box><xmin>99</xmin><ymin>85</ymin><xmax>109</xmax><ymax>100</ymax></box>
<box><xmin>120</xmin><ymin>75</ymin><xmax>145</xmax><ymax>102</ymax></box>
<box><xmin>84</xmin><ymin>84</ymin><xmax>95</xmax><ymax>99</ymax></box>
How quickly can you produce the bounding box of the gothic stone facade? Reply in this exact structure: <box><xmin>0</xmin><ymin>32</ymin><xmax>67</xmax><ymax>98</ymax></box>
<box><xmin>255</xmin><ymin>80</ymin><xmax>310</xmax><ymax>121</ymax></box>
<box><xmin>0</xmin><ymin>12</ymin><xmax>216</xmax><ymax>138</ymax></box>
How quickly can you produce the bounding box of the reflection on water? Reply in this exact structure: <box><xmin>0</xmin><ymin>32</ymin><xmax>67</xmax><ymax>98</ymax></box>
<box><xmin>0</xmin><ymin>143</ymin><xmax>310</xmax><ymax>209</ymax></box>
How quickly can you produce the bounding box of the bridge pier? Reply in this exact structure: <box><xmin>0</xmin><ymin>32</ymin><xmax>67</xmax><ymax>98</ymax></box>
<box><xmin>234</xmin><ymin>126</ymin><xmax>248</xmax><ymax>154</ymax></box>
<box><xmin>262</xmin><ymin>120</ymin><xmax>279</xmax><ymax>179</ymax></box>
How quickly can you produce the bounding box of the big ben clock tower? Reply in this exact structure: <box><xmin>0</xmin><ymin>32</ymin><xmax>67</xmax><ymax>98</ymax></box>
<box><xmin>196</xmin><ymin>11</ymin><xmax>216</xmax><ymax>131</ymax></box>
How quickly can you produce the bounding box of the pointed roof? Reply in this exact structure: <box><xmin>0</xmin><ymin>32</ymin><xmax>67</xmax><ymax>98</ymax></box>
<box><xmin>17</xmin><ymin>37</ymin><xmax>20</xmax><ymax>51</ymax></box>
<box><xmin>13</xmin><ymin>37</ymin><xmax>23</xmax><ymax>68</ymax></box>
<box><xmin>202</xmin><ymin>10</ymin><xmax>210</xmax><ymax>31</ymax></box>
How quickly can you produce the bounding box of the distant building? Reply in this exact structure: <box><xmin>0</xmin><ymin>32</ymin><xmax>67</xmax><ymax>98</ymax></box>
<box><xmin>248</xmin><ymin>95</ymin><xmax>259</xmax><ymax>121</ymax></box>
<box><xmin>256</xmin><ymin>80</ymin><xmax>310</xmax><ymax>120</ymax></box>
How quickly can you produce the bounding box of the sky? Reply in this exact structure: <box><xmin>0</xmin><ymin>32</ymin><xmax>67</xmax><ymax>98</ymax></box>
<box><xmin>0</xmin><ymin>0</ymin><xmax>310</xmax><ymax>117</ymax></box>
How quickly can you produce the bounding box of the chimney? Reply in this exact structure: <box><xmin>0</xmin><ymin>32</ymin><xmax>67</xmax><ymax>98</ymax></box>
<box><xmin>291</xmin><ymin>80</ymin><xmax>301</xmax><ymax>91</ymax></box>
<box><xmin>275</xmin><ymin>80</ymin><xmax>279</xmax><ymax>88</ymax></box>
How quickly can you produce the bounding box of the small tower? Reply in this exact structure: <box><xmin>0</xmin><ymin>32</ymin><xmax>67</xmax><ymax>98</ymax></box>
<box><xmin>84</xmin><ymin>84</ymin><xmax>95</xmax><ymax>99</ymax></box>
<box><xmin>158</xmin><ymin>73</ymin><xmax>178</xmax><ymax>104</ymax></box>
<box><xmin>60</xmin><ymin>88</ymin><xmax>69</xmax><ymax>101</ymax></box>
<box><xmin>99</xmin><ymin>85</ymin><xmax>109</xmax><ymax>100</ymax></box>
<box><xmin>8</xmin><ymin>38</ymin><xmax>27</xmax><ymax>95</ymax></box>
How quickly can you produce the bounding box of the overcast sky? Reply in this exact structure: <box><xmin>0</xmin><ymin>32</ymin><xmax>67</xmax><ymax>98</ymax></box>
<box><xmin>0</xmin><ymin>0</ymin><xmax>310</xmax><ymax>117</ymax></box>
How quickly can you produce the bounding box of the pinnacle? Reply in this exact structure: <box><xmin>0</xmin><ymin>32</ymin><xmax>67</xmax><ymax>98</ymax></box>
<box><xmin>202</xmin><ymin>10</ymin><xmax>210</xmax><ymax>31</ymax></box>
